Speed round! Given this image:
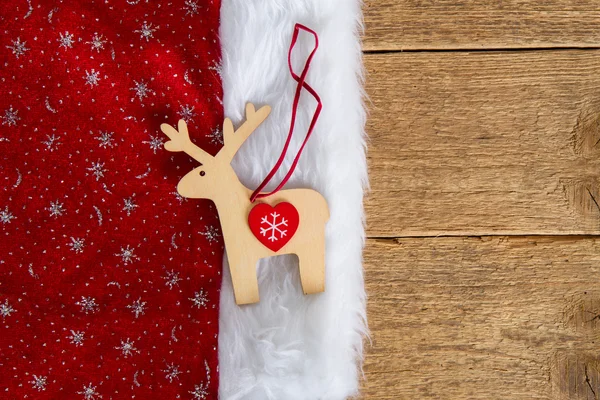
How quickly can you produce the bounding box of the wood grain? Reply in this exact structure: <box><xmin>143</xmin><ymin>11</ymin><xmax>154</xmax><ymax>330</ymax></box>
<box><xmin>363</xmin><ymin>1</ymin><xmax>600</xmax><ymax>51</ymax></box>
<box><xmin>361</xmin><ymin>3</ymin><xmax>600</xmax><ymax>399</ymax></box>
<box><xmin>362</xmin><ymin>236</ymin><xmax>600</xmax><ymax>399</ymax></box>
<box><xmin>364</xmin><ymin>50</ymin><xmax>600</xmax><ymax>237</ymax></box>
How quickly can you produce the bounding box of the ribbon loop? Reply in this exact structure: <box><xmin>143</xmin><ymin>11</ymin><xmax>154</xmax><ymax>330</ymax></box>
<box><xmin>250</xmin><ymin>23</ymin><xmax>322</xmax><ymax>202</ymax></box>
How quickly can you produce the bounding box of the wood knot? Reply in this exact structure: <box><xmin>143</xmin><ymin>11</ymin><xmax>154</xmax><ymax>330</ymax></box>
<box><xmin>561</xmin><ymin>178</ymin><xmax>600</xmax><ymax>218</ymax></box>
<box><xmin>571</xmin><ymin>104</ymin><xmax>600</xmax><ymax>159</ymax></box>
<box><xmin>551</xmin><ymin>352</ymin><xmax>600</xmax><ymax>400</ymax></box>
<box><xmin>564</xmin><ymin>292</ymin><xmax>600</xmax><ymax>332</ymax></box>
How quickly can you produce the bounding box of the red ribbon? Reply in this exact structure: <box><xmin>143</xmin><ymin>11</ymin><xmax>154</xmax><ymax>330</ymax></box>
<box><xmin>250</xmin><ymin>23</ymin><xmax>322</xmax><ymax>202</ymax></box>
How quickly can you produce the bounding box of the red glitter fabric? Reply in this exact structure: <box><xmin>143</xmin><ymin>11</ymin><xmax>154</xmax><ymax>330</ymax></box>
<box><xmin>0</xmin><ymin>1</ymin><xmax>224</xmax><ymax>399</ymax></box>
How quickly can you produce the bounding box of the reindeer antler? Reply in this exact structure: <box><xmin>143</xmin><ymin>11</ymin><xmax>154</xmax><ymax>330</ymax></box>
<box><xmin>219</xmin><ymin>103</ymin><xmax>271</xmax><ymax>161</ymax></box>
<box><xmin>160</xmin><ymin>119</ymin><xmax>213</xmax><ymax>163</ymax></box>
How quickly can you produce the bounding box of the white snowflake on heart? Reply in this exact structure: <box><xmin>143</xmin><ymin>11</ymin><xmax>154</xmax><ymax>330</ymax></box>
<box><xmin>260</xmin><ymin>212</ymin><xmax>288</xmax><ymax>242</ymax></box>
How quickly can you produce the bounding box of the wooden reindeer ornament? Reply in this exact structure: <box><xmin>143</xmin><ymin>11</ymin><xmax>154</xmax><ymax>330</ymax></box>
<box><xmin>160</xmin><ymin>104</ymin><xmax>329</xmax><ymax>305</ymax></box>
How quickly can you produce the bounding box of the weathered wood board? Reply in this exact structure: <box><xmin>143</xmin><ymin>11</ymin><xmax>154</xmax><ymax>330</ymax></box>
<box><xmin>364</xmin><ymin>51</ymin><xmax>600</xmax><ymax>237</ymax></box>
<box><xmin>362</xmin><ymin>236</ymin><xmax>600</xmax><ymax>399</ymax></box>
<box><xmin>361</xmin><ymin>2</ymin><xmax>600</xmax><ymax>399</ymax></box>
<box><xmin>363</xmin><ymin>1</ymin><xmax>600</xmax><ymax>51</ymax></box>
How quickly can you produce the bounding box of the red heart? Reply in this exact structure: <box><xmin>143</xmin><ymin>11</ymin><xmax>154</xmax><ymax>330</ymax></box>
<box><xmin>248</xmin><ymin>202</ymin><xmax>300</xmax><ymax>252</ymax></box>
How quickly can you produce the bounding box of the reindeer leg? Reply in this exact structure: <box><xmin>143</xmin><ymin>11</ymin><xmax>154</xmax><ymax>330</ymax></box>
<box><xmin>297</xmin><ymin>231</ymin><xmax>326</xmax><ymax>295</ymax></box>
<box><xmin>228</xmin><ymin>254</ymin><xmax>259</xmax><ymax>305</ymax></box>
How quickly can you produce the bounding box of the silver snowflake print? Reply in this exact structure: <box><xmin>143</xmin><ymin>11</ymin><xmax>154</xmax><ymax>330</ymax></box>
<box><xmin>115</xmin><ymin>338</ymin><xmax>138</xmax><ymax>358</ymax></box>
<box><xmin>68</xmin><ymin>237</ymin><xmax>85</xmax><ymax>254</ymax></box>
<box><xmin>122</xmin><ymin>196</ymin><xmax>138</xmax><ymax>216</ymax></box>
<box><xmin>190</xmin><ymin>383</ymin><xmax>209</xmax><ymax>399</ymax></box>
<box><xmin>163</xmin><ymin>270</ymin><xmax>182</xmax><ymax>290</ymax></box>
<box><xmin>135</xmin><ymin>22</ymin><xmax>158</xmax><ymax>42</ymax></box>
<box><xmin>95</xmin><ymin>131</ymin><xmax>115</xmax><ymax>148</ymax></box>
<box><xmin>208</xmin><ymin>61</ymin><xmax>223</xmax><ymax>79</ymax></box>
<box><xmin>178</xmin><ymin>104</ymin><xmax>196</xmax><ymax>123</ymax></box>
<box><xmin>203</xmin><ymin>360</ymin><xmax>211</xmax><ymax>382</ymax></box>
<box><xmin>207</xmin><ymin>127</ymin><xmax>223</xmax><ymax>145</ymax></box>
<box><xmin>84</xmin><ymin>69</ymin><xmax>101</xmax><ymax>87</ymax></box>
<box><xmin>87</xmin><ymin>160</ymin><xmax>106</xmax><ymax>181</ymax></box>
<box><xmin>1</xmin><ymin>206</ymin><xmax>15</xmax><ymax>224</ymax></box>
<box><xmin>183</xmin><ymin>0</ymin><xmax>200</xmax><ymax>16</ymax></box>
<box><xmin>78</xmin><ymin>383</ymin><xmax>101</xmax><ymax>400</ymax></box>
<box><xmin>58</xmin><ymin>31</ymin><xmax>75</xmax><ymax>49</ymax></box>
<box><xmin>76</xmin><ymin>297</ymin><xmax>99</xmax><ymax>314</ymax></box>
<box><xmin>42</xmin><ymin>134</ymin><xmax>61</xmax><ymax>151</ymax></box>
<box><xmin>184</xmin><ymin>70</ymin><xmax>193</xmax><ymax>84</ymax></box>
<box><xmin>48</xmin><ymin>200</ymin><xmax>66</xmax><ymax>218</ymax></box>
<box><xmin>172</xmin><ymin>191</ymin><xmax>187</xmax><ymax>204</ymax></box>
<box><xmin>189</xmin><ymin>290</ymin><xmax>208</xmax><ymax>309</ymax></box>
<box><xmin>1</xmin><ymin>107</ymin><xmax>20</xmax><ymax>126</ymax></box>
<box><xmin>7</xmin><ymin>37</ymin><xmax>29</xmax><ymax>58</ymax></box>
<box><xmin>0</xmin><ymin>299</ymin><xmax>16</xmax><ymax>319</ymax></box>
<box><xmin>163</xmin><ymin>363</ymin><xmax>181</xmax><ymax>383</ymax></box>
<box><xmin>87</xmin><ymin>33</ymin><xmax>106</xmax><ymax>52</ymax></box>
<box><xmin>68</xmin><ymin>330</ymin><xmax>85</xmax><ymax>347</ymax></box>
<box><xmin>127</xmin><ymin>298</ymin><xmax>147</xmax><ymax>318</ymax></box>
<box><xmin>115</xmin><ymin>245</ymin><xmax>139</xmax><ymax>265</ymax></box>
<box><xmin>142</xmin><ymin>134</ymin><xmax>164</xmax><ymax>154</ymax></box>
<box><xmin>31</xmin><ymin>375</ymin><xmax>48</xmax><ymax>391</ymax></box>
<box><xmin>201</xmin><ymin>225</ymin><xmax>220</xmax><ymax>244</ymax></box>
<box><xmin>130</xmin><ymin>80</ymin><xmax>153</xmax><ymax>102</ymax></box>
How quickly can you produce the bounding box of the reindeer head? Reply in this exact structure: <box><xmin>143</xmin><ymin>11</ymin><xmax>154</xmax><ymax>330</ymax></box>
<box><xmin>160</xmin><ymin>103</ymin><xmax>271</xmax><ymax>200</ymax></box>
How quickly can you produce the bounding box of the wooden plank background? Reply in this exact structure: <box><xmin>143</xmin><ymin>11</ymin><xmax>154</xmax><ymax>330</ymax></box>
<box><xmin>362</xmin><ymin>2</ymin><xmax>600</xmax><ymax>399</ymax></box>
<box><xmin>363</xmin><ymin>1</ymin><xmax>600</xmax><ymax>51</ymax></box>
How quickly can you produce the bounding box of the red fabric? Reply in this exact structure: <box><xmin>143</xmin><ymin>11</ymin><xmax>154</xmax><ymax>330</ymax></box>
<box><xmin>0</xmin><ymin>1</ymin><xmax>223</xmax><ymax>399</ymax></box>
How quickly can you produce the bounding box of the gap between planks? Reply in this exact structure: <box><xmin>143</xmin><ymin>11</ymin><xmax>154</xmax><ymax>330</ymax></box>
<box><xmin>367</xmin><ymin>233</ymin><xmax>600</xmax><ymax>240</ymax></box>
<box><xmin>363</xmin><ymin>46</ymin><xmax>600</xmax><ymax>54</ymax></box>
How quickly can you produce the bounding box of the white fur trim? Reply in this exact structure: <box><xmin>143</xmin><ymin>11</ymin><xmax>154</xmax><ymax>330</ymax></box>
<box><xmin>218</xmin><ymin>1</ymin><xmax>368</xmax><ymax>399</ymax></box>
